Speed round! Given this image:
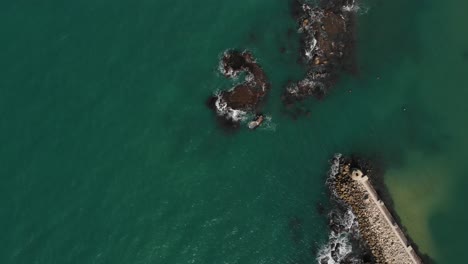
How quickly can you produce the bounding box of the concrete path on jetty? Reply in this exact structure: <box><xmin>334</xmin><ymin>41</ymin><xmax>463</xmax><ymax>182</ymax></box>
<box><xmin>351</xmin><ymin>169</ymin><xmax>423</xmax><ymax>264</ymax></box>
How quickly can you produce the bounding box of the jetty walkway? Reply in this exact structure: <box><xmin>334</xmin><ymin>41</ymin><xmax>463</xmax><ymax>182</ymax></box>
<box><xmin>349</xmin><ymin>169</ymin><xmax>423</xmax><ymax>264</ymax></box>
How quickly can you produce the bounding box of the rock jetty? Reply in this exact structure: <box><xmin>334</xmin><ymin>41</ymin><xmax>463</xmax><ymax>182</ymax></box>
<box><xmin>207</xmin><ymin>50</ymin><xmax>270</xmax><ymax>128</ymax></box>
<box><xmin>329</xmin><ymin>156</ymin><xmax>423</xmax><ymax>264</ymax></box>
<box><xmin>284</xmin><ymin>0</ymin><xmax>356</xmax><ymax>104</ymax></box>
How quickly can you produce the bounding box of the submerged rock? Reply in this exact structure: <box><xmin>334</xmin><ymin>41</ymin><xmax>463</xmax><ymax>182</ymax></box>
<box><xmin>283</xmin><ymin>0</ymin><xmax>357</xmax><ymax>104</ymax></box>
<box><xmin>208</xmin><ymin>50</ymin><xmax>270</xmax><ymax>129</ymax></box>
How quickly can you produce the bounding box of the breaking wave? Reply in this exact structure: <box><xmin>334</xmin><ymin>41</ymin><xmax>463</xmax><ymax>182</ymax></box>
<box><xmin>214</xmin><ymin>92</ymin><xmax>247</xmax><ymax>122</ymax></box>
<box><xmin>317</xmin><ymin>153</ymin><xmax>369</xmax><ymax>264</ymax></box>
<box><xmin>257</xmin><ymin>115</ymin><xmax>276</xmax><ymax>132</ymax></box>
<box><xmin>342</xmin><ymin>1</ymin><xmax>369</xmax><ymax>15</ymax></box>
<box><xmin>326</xmin><ymin>153</ymin><xmax>342</xmax><ymax>187</ymax></box>
<box><xmin>305</xmin><ymin>37</ymin><xmax>318</xmax><ymax>60</ymax></box>
<box><xmin>317</xmin><ymin>209</ymin><xmax>359</xmax><ymax>264</ymax></box>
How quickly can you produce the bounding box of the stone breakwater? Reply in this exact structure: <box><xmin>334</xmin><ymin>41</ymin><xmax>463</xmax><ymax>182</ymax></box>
<box><xmin>329</xmin><ymin>158</ymin><xmax>423</xmax><ymax>264</ymax></box>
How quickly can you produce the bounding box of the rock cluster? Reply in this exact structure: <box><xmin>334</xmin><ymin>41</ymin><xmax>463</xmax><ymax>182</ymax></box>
<box><xmin>329</xmin><ymin>158</ymin><xmax>423</xmax><ymax>264</ymax></box>
<box><xmin>283</xmin><ymin>0</ymin><xmax>356</xmax><ymax>104</ymax></box>
<box><xmin>207</xmin><ymin>50</ymin><xmax>270</xmax><ymax>128</ymax></box>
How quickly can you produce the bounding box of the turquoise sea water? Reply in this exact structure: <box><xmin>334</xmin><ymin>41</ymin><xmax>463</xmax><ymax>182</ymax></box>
<box><xmin>1</xmin><ymin>0</ymin><xmax>468</xmax><ymax>263</ymax></box>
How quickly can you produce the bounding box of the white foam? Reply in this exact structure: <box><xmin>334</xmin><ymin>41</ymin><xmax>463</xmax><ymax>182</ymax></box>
<box><xmin>298</xmin><ymin>5</ymin><xmax>324</xmax><ymax>34</ymax></box>
<box><xmin>305</xmin><ymin>37</ymin><xmax>317</xmax><ymax>60</ymax></box>
<box><xmin>218</xmin><ymin>51</ymin><xmax>239</xmax><ymax>78</ymax></box>
<box><xmin>317</xmin><ymin>233</ymin><xmax>353</xmax><ymax>264</ymax></box>
<box><xmin>214</xmin><ymin>92</ymin><xmax>247</xmax><ymax>122</ymax></box>
<box><xmin>328</xmin><ymin>153</ymin><xmax>342</xmax><ymax>183</ymax></box>
<box><xmin>317</xmin><ymin>154</ymin><xmax>364</xmax><ymax>264</ymax></box>
<box><xmin>316</xmin><ymin>209</ymin><xmax>359</xmax><ymax>264</ymax></box>
<box><xmin>245</xmin><ymin>72</ymin><xmax>254</xmax><ymax>83</ymax></box>
<box><xmin>258</xmin><ymin>115</ymin><xmax>276</xmax><ymax>132</ymax></box>
<box><xmin>298</xmin><ymin>78</ymin><xmax>316</xmax><ymax>87</ymax></box>
<box><xmin>342</xmin><ymin>0</ymin><xmax>358</xmax><ymax>12</ymax></box>
<box><xmin>342</xmin><ymin>1</ymin><xmax>370</xmax><ymax>14</ymax></box>
<box><xmin>218</xmin><ymin>60</ymin><xmax>237</xmax><ymax>78</ymax></box>
<box><xmin>304</xmin><ymin>6</ymin><xmax>324</xmax><ymax>23</ymax></box>
<box><xmin>286</xmin><ymin>84</ymin><xmax>300</xmax><ymax>95</ymax></box>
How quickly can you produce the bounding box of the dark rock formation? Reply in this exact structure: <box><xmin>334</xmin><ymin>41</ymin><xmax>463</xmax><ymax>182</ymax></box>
<box><xmin>283</xmin><ymin>0</ymin><xmax>357</xmax><ymax>104</ymax></box>
<box><xmin>207</xmin><ymin>50</ymin><xmax>270</xmax><ymax>128</ymax></box>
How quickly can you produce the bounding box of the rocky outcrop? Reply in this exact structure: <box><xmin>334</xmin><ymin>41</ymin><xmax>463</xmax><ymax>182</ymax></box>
<box><xmin>283</xmin><ymin>0</ymin><xmax>356</xmax><ymax>104</ymax></box>
<box><xmin>207</xmin><ymin>50</ymin><xmax>270</xmax><ymax>128</ymax></box>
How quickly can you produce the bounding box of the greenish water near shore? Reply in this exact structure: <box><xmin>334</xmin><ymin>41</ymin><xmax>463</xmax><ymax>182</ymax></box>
<box><xmin>1</xmin><ymin>0</ymin><xmax>467</xmax><ymax>263</ymax></box>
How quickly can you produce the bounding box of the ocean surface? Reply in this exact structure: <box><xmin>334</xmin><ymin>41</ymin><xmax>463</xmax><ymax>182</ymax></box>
<box><xmin>1</xmin><ymin>0</ymin><xmax>467</xmax><ymax>263</ymax></box>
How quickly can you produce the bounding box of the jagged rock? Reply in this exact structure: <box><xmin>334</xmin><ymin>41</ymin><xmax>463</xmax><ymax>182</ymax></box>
<box><xmin>207</xmin><ymin>50</ymin><xmax>270</xmax><ymax>128</ymax></box>
<box><xmin>283</xmin><ymin>0</ymin><xmax>356</xmax><ymax>105</ymax></box>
